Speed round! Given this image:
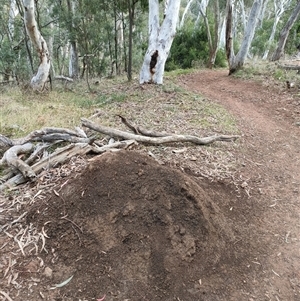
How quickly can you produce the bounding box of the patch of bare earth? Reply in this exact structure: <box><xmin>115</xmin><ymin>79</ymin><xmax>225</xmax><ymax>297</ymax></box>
<box><xmin>0</xmin><ymin>69</ymin><xmax>299</xmax><ymax>301</ymax></box>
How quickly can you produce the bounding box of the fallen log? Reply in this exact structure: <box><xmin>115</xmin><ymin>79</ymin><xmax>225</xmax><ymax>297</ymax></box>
<box><xmin>81</xmin><ymin>118</ymin><xmax>239</xmax><ymax>145</ymax></box>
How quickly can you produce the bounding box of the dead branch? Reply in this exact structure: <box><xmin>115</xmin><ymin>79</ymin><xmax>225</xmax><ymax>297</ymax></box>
<box><xmin>0</xmin><ymin>143</ymin><xmax>91</xmax><ymax>191</ymax></box>
<box><xmin>0</xmin><ymin>143</ymin><xmax>51</xmax><ymax>183</ymax></box>
<box><xmin>117</xmin><ymin>115</ymin><xmax>172</xmax><ymax>137</ymax></box>
<box><xmin>13</xmin><ymin>127</ymin><xmax>89</xmax><ymax>145</ymax></box>
<box><xmin>0</xmin><ymin>140</ymin><xmax>136</xmax><ymax>190</ymax></box>
<box><xmin>277</xmin><ymin>63</ymin><xmax>300</xmax><ymax>70</ymax></box>
<box><xmin>1</xmin><ymin>143</ymin><xmax>36</xmax><ymax>181</ymax></box>
<box><xmin>0</xmin><ymin>134</ymin><xmax>14</xmax><ymax>153</ymax></box>
<box><xmin>82</xmin><ymin>118</ymin><xmax>239</xmax><ymax>145</ymax></box>
<box><xmin>90</xmin><ymin>140</ymin><xmax>136</xmax><ymax>153</ymax></box>
<box><xmin>54</xmin><ymin>75</ymin><xmax>74</xmax><ymax>82</ymax></box>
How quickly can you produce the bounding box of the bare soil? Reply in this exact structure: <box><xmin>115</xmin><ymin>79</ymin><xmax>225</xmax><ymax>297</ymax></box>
<box><xmin>1</xmin><ymin>70</ymin><xmax>300</xmax><ymax>301</ymax></box>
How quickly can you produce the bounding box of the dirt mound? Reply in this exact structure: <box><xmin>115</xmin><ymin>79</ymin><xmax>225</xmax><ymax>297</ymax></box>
<box><xmin>27</xmin><ymin>150</ymin><xmax>239</xmax><ymax>300</ymax></box>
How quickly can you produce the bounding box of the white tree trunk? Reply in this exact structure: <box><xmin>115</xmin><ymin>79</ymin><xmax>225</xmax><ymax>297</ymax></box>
<box><xmin>219</xmin><ymin>14</ymin><xmax>226</xmax><ymax>49</ymax></box>
<box><xmin>23</xmin><ymin>0</ymin><xmax>50</xmax><ymax>91</ymax></box>
<box><xmin>195</xmin><ymin>0</ymin><xmax>210</xmax><ymax>28</ymax></box>
<box><xmin>263</xmin><ymin>0</ymin><xmax>292</xmax><ymax>60</ymax></box>
<box><xmin>271</xmin><ymin>0</ymin><xmax>300</xmax><ymax>61</ymax></box>
<box><xmin>229</xmin><ymin>0</ymin><xmax>263</xmax><ymax>73</ymax></box>
<box><xmin>69</xmin><ymin>42</ymin><xmax>79</xmax><ymax>78</ymax></box>
<box><xmin>8</xmin><ymin>0</ymin><xmax>18</xmax><ymax>42</ymax></box>
<box><xmin>139</xmin><ymin>0</ymin><xmax>181</xmax><ymax>84</ymax></box>
<box><xmin>67</xmin><ymin>0</ymin><xmax>79</xmax><ymax>79</ymax></box>
<box><xmin>180</xmin><ymin>0</ymin><xmax>194</xmax><ymax>28</ymax></box>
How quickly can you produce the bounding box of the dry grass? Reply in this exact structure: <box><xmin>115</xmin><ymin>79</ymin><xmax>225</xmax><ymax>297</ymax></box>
<box><xmin>0</xmin><ymin>73</ymin><xmax>238</xmax><ymax>140</ymax></box>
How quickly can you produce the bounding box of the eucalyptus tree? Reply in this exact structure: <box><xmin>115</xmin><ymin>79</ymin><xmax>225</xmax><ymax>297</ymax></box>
<box><xmin>140</xmin><ymin>0</ymin><xmax>181</xmax><ymax>84</ymax></box>
<box><xmin>198</xmin><ymin>0</ymin><xmax>222</xmax><ymax>68</ymax></box>
<box><xmin>262</xmin><ymin>0</ymin><xmax>292</xmax><ymax>59</ymax></box>
<box><xmin>66</xmin><ymin>0</ymin><xmax>79</xmax><ymax>78</ymax></box>
<box><xmin>226</xmin><ymin>0</ymin><xmax>263</xmax><ymax>74</ymax></box>
<box><xmin>23</xmin><ymin>0</ymin><xmax>50</xmax><ymax>91</ymax></box>
<box><xmin>271</xmin><ymin>0</ymin><xmax>300</xmax><ymax>61</ymax></box>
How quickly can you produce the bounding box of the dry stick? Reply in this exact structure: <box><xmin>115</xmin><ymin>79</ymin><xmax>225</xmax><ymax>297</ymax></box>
<box><xmin>82</xmin><ymin>118</ymin><xmax>239</xmax><ymax>145</ymax></box>
<box><xmin>0</xmin><ymin>291</ymin><xmax>14</xmax><ymax>301</ymax></box>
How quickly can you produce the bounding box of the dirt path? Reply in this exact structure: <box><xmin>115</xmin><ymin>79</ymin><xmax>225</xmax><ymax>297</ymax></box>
<box><xmin>179</xmin><ymin>69</ymin><xmax>300</xmax><ymax>300</ymax></box>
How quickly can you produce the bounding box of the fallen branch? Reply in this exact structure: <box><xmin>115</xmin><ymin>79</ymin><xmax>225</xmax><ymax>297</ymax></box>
<box><xmin>13</xmin><ymin>127</ymin><xmax>89</xmax><ymax>145</ymax></box>
<box><xmin>1</xmin><ymin>143</ymin><xmax>36</xmax><ymax>181</ymax></box>
<box><xmin>117</xmin><ymin>115</ymin><xmax>172</xmax><ymax>137</ymax></box>
<box><xmin>0</xmin><ymin>134</ymin><xmax>14</xmax><ymax>153</ymax></box>
<box><xmin>54</xmin><ymin>75</ymin><xmax>74</xmax><ymax>82</ymax></box>
<box><xmin>82</xmin><ymin>118</ymin><xmax>239</xmax><ymax>145</ymax></box>
<box><xmin>277</xmin><ymin>63</ymin><xmax>300</xmax><ymax>71</ymax></box>
<box><xmin>0</xmin><ymin>143</ymin><xmax>91</xmax><ymax>191</ymax></box>
<box><xmin>0</xmin><ymin>140</ymin><xmax>136</xmax><ymax>190</ymax></box>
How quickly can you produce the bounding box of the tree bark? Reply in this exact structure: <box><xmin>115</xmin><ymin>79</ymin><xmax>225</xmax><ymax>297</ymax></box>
<box><xmin>271</xmin><ymin>1</ymin><xmax>300</xmax><ymax>61</ymax></box>
<box><xmin>139</xmin><ymin>0</ymin><xmax>181</xmax><ymax>84</ymax></box>
<box><xmin>23</xmin><ymin>0</ymin><xmax>50</xmax><ymax>91</ymax></box>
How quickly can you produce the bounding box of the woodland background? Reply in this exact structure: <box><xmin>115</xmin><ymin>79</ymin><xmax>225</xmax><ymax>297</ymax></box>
<box><xmin>1</xmin><ymin>0</ymin><xmax>300</xmax><ymax>86</ymax></box>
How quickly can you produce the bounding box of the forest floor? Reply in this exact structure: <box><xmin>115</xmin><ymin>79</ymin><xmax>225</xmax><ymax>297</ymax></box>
<box><xmin>0</xmin><ymin>69</ymin><xmax>300</xmax><ymax>301</ymax></box>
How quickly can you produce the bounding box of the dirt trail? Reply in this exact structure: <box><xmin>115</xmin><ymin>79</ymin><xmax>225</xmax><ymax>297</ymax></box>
<box><xmin>179</xmin><ymin>69</ymin><xmax>300</xmax><ymax>300</ymax></box>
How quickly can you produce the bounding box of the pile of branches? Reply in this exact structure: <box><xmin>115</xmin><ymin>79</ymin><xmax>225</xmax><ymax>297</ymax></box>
<box><xmin>0</xmin><ymin>116</ymin><xmax>239</xmax><ymax>191</ymax></box>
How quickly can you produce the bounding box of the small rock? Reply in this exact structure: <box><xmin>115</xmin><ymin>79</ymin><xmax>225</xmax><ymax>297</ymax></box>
<box><xmin>43</xmin><ymin>267</ymin><xmax>53</xmax><ymax>278</ymax></box>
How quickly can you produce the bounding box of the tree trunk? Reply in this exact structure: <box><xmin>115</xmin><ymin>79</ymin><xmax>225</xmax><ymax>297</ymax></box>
<box><xmin>127</xmin><ymin>0</ymin><xmax>136</xmax><ymax>81</ymax></box>
<box><xmin>69</xmin><ymin>41</ymin><xmax>79</xmax><ymax>78</ymax></box>
<box><xmin>8</xmin><ymin>0</ymin><xmax>17</xmax><ymax>42</ymax></box>
<box><xmin>67</xmin><ymin>0</ymin><xmax>79</xmax><ymax>79</ymax></box>
<box><xmin>271</xmin><ymin>1</ymin><xmax>300</xmax><ymax>61</ymax></box>
<box><xmin>262</xmin><ymin>0</ymin><xmax>291</xmax><ymax>60</ymax></box>
<box><xmin>227</xmin><ymin>0</ymin><xmax>262</xmax><ymax>75</ymax></box>
<box><xmin>139</xmin><ymin>0</ymin><xmax>181</xmax><ymax>84</ymax></box>
<box><xmin>225</xmin><ymin>0</ymin><xmax>234</xmax><ymax>65</ymax></box>
<box><xmin>23</xmin><ymin>0</ymin><xmax>50</xmax><ymax>91</ymax></box>
<box><xmin>201</xmin><ymin>0</ymin><xmax>220</xmax><ymax>68</ymax></box>
<box><xmin>179</xmin><ymin>0</ymin><xmax>194</xmax><ymax>29</ymax></box>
